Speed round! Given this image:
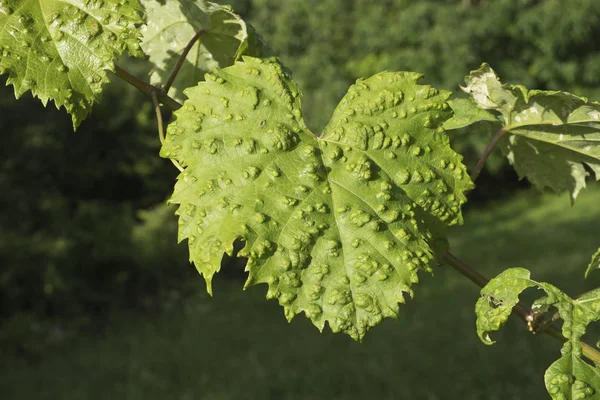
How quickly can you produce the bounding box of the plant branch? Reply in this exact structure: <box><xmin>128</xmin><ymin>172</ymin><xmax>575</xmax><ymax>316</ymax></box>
<box><xmin>111</xmin><ymin>65</ymin><xmax>182</xmax><ymax>111</ymax></box>
<box><xmin>151</xmin><ymin>92</ymin><xmax>183</xmax><ymax>173</ymax></box>
<box><xmin>164</xmin><ymin>29</ymin><xmax>207</xmax><ymax>93</ymax></box>
<box><xmin>442</xmin><ymin>251</ymin><xmax>600</xmax><ymax>365</ymax></box>
<box><xmin>470</xmin><ymin>127</ymin><xmax>506</xmax><ymax>183</ymax></box>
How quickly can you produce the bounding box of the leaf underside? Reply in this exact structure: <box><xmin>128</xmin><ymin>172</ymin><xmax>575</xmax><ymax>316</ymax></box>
<box><xmin>140</xmin><ymin>0</ymin><xmax>262</xmax><ymax>103</ymax></box>
<box><xmin>476</xmin><ymin>268</ymin><xmax>600</xmax><ymax>399</ymax></box>
<box><xmin>161</xmin><ymin>56</ymin><xmax>473</xmax><ymax>340</ymax></box>
<box><xmin>455</xmin><ymin>63</ymin><xmax>600</xmax><ymax>203</ymax></box>
<box><xmin>0</xmin><ymin>0</ymin><xmax>143</xmax><ymax>129</ymax></box>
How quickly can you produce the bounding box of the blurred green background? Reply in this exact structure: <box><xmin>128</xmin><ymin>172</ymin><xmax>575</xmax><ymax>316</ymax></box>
<box><xmin>1</xmin><ymin>0</ymin><xmax>600</xmax><ymax>398</ymax></box>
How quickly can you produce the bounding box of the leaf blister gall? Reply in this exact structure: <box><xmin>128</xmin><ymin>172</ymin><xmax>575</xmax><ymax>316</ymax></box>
<box><xmin>162</xmin><ymin>57</ymin><xmax>473</xmax><ymax>340</ymax></box>
<box><xmin>0</xmin><ymin>0</ymin><xmax>143</xmax><ymax>128</ymax></box>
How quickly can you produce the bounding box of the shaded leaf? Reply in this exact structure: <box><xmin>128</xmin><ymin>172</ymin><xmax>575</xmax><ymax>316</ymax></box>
<box><xmin>585</xmin><ymin>247</ymin><xmax>600</xmax><ymax>278</ymax></box>
<box><xmin>160</xmin><ymin>57</ymin><xmax>473</xmax><ymax>340</ymax></box>
<box><xmin>0</xmin><ymin>0</ymin><xmax>143</xmax><ymax>129</ymax></box>
<box><xmin>140</xmin><ymin>0</ymin><xmax>263</xmax><ymax>103</ymax></box>
<box><xmin>461</xmin><ymin>63</ymin><xmax>600</xmax><ymax>202</ymax></box>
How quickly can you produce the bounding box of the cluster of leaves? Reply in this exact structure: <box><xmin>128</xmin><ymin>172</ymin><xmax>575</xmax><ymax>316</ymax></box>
<box><xmin>0</xmin><ymin>0</ymin><xmax>260</xmax><ymax>128</ymax></box>
<box><xmin>226</xmin><ymin>0</ymin><xmax>600</xmax><ymax>179</ymax></box>
<box><xmin>2</xmin><ymin>0</ymin><xmax>600</xmax><ymax>398</ymax></box>
<box><xmin>449</xmin><ymin>64</ymin><xmax>600</xmax><ymax>398</ymax></box>
<box><xmin>445</xmin><ymin>64</ymin><xmax>600</xmax><ymax>203</ymax></box>
<box><xmin>476</xmin><ymin>269</ymin><xmax>600</xmax><ymax>399</ymax></box>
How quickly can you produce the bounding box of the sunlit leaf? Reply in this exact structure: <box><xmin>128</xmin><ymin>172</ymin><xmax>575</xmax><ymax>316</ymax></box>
<box><xmin>0</xmin><ymin>0</ymin><xmax>143</xmax><ymax>129</ymax></box>
<box><xmin>160</xmin><ymin>57</ymin><xmax>473</xmax><ymax>340</ymax></box>
<box><xmin>443</xmin><ymin>98</ymin><xmax>500</xmax><ymax>131</ymax></box>
<box><xmin>458</xmin><ymin>63</ymin><xmax>600</xmax><ymax>202</ymax></box>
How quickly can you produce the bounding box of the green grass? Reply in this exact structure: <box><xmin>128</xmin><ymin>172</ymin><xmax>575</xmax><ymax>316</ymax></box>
<box><xmin>3</xmin><ymin>186</ymin><xmax>600</xmax><ymax>400</ymax></box>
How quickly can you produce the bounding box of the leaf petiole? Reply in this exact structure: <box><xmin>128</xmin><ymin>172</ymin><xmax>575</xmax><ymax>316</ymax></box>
<box><xmin>470</xmin><ymin>127</ymin><xmax>506</xmax><ymax>183</ymax></box>
<box><xmin>164</xmin><ymin>29</ymin><xmax>208</xmax><ymax>93</ymax></box>
<box><xmin>111</xmin><ymin>65</ymin><xmax>183</xmax><ymax>111</ymax></box>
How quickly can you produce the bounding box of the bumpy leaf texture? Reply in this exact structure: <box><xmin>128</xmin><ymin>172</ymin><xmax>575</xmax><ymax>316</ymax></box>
<box><xmin>450</xmin><ymin>63</ymin><xmax>600</xmax><ymax>203</ymax></box>
<box><xmin>140</xmin><ymin>0</ymin><xmax>262</xmax><ymax>103</ymax></box>
<box><xmin>160</xmin><ymin>57</ymin><xmax>473</xmax><ymax>340</ymax></box>
<box><xmin>476</xmin><ymin>268</ymin><xmax>600</xmax><ymax>399</ymax></box>
<box><xmin>0</xmin><ymin>0</ymin><xmax>143</xmax><ymax>129</ymax></box>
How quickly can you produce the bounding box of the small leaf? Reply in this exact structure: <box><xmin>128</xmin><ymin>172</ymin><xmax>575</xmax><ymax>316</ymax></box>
<box><xmin>475</xmin><ymin>268</ymin><xmax>536</xmax><ymax>345</ymax></box>
<box><xmin>443</xmin><ymin>98</ymin><xmax>500</xmax><ymax>131</ymax></box>
<box><xmin>585</xmin><ymin>248</ymin><xmax>600</xmax><ymax>278</ymax></box>
<box><xmin>476</xmin><ymin>268</ymin><xmax>600</xmax><ymax>399</ymax></box>
<box><xmin>161</xmin><ymin>57</ymin><xmax>473</xmax><ymax>340</ymax></box>
<box><xmin>140</xmin><ymin>0</ymin><xmax>263</xmax><ymax>103</ymax></box>
<box><xmin>461</xmin><ymin>63</ymin><xmax>600</xmax><ymax>202</ymax></box>
<box><xmin>0</xmin><ymin>0</ymin><xmax>143</xmax><ymax>129</ymax></box>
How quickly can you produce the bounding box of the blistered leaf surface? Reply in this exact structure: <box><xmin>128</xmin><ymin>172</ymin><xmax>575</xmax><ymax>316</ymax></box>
<box><xmin>140</xmin><ymin>0</ymin><xmax>262</xmax><ymax>103</ymax></box>
<box><xmin>0</xmin><ymin>0</ymin><xmax>143</xmax><ymax>129</ymax></box>
<box><xmin>475</xmin><ymin>268</ymin><xmax>536</xmax><ymax>345</ymax></box>
<box><xmin>476</xmin><ymin>267</ymin><xmax>600</xmax><ymax>399</ymax></box>
<box><xmin>160</xmin><ymin>57</ymin><xmax>473</xmax><ymax>340</ymax></box>
<box><xmin>459</xmin><ymin>63</ymin><xmax>600</xmax><ymax>202</ymax></box>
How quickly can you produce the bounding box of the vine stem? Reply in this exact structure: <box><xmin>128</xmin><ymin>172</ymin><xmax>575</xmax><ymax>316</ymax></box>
<box><xmin>151</xmin><ymin>92</ymin><xmax>183</xmax><ymax>172</ymax></box>
<box><xmin>470</xmin><ymin>127</ymin><xmax>506</xmax><ymax>183</ymax></box>
<box><xmin>112</xmin><ymin>65</ymin><xmax>182</xmax><ymax>111</ymax></box>
<box><xmin>164</xmin><ymin>29</ymin><xmax>207</xmax><ymax>93</ymax></box>
<box><xmin>442</xmin><ymin>251</ymin><xmax>600</xmax><ymax>365</ymax></box>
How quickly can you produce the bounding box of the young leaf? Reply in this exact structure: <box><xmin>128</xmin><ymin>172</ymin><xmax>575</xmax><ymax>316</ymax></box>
<box><xmin>475</xmin><ymin>268</ymin><xmax>536</xmax><ymax>345</ymax></box>
<box><xmin>0</xmin><ymin>0</ymin><xmax>143</xmax><ymax>129</ymax></box>
<box><xmin>476</xmin><ymin>268</ymin><xmax>600</xmax><ymax>399</ymax></box>
<box><xmin>160</xmin><ymin>57</ymin><xmax>473</xmax><ymax>340</ymax></box>
<box><xmin>585</xmin><ymin>248</ymin><xmax>600</xmax><ymax>278</ymax></box>
<box><xmin>140</xmin><ymin>0</ymin><xmax>262</xmax><ymax>103</ymax></box>
<box><xmin>460</xmin><ymin>63</ymin><xmax>600</xmax><ymax>203</ymax></box>
<box><xmin>443</xmin><ymin>98</ymin><xmax>500</xmax><ymax>131</ymax></box>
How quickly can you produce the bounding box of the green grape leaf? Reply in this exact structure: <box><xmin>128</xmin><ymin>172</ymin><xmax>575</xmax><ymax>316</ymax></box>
<box><xmin>140</xmin><ymin>0</ymin><xmax>262</xmax><ymax>103</ymax></box>
<box><xmin>585</xmin><ymin>248</ymin><xmax>600</xmax><ymax>278</ymax></box>
<box><xmin>160</xmin><ymin>57</ymin><xmax>473</xmax><ymax>340</ymax></box>
<box><xmin>0</xmin><ymin>0</ymin><xmax>143</xmax><ymax>129</ymax></box>
<box><xmin>475</xmin><ymin>268</ymin><xmax>537</xmax><ymax>345</ymax></box>
<box><xmin>443</xmin><ymin>98</ymin><xmax>500</xmax><ymax>131</ymax></box>
<box><xmin>460</xmin><ymin>63</ymin><xmax>600</xmax><ymax>203</ymax></box>
<box><xmin>476</xmin><ymin>268</ymin><xmax>600</xmax><ymax>399</ymax></box>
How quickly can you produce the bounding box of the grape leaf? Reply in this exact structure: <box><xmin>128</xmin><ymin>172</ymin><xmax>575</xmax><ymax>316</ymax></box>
<box><xmin>160</xmin><ymin>56</ymin><xmax>473</xmax><ymax>340</ymax></box>
<box><xmin>459</xmin><ymin>63</ymin><xmax>600</xmax><ymax>203</ymax></box>
<box><xmin>476</xmin><ymin>268</ymin><xmax>600</xmax><ymax>399</ymax></box>
<box><xmin>443</xmin><ymin>98</ymin><xmax>500</xmax><ymax>131</ymax></box>
<box><xmin>475</xmin><ymin>268</ymin><xmax>537</xmax><ymax>345</ymax></box>
<box><xmin>585</xmin><ymin>247</ymin><xmax>600</xmax><ymax>278</ymax></box>
<box><xmin>140</xmin><ymin>0</ymin><xmax>262</xmax><ymax>103</ymax></box>
<box><xmin>0</xmin><ymin>0</ymin><xmax>143</xmax><ymax>129</ymax></box>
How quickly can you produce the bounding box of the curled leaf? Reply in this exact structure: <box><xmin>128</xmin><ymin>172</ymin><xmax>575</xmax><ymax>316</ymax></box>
<box><xmin>585</xmin><ymin>248</ymin><xmax>600</xmax><ymax>278</ymax></box>
<box><xmin>476</xmin><ymin>267</ymin><xmax>600</xmax><ymax>399</ymax></box>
